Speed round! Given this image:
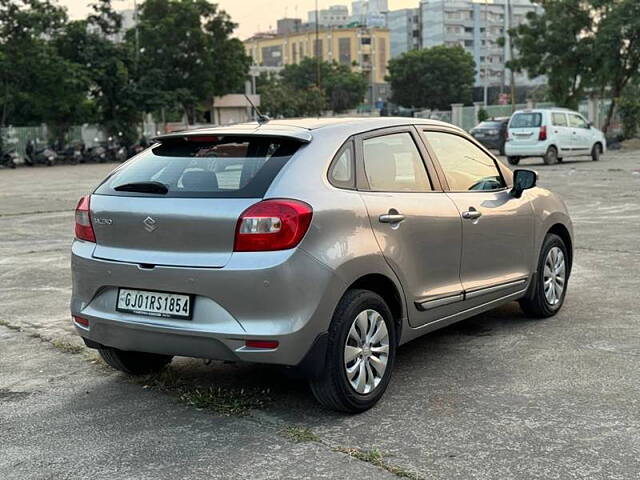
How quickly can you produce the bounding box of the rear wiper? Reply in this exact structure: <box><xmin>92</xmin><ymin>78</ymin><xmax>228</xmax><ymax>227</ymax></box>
<box><xmin>113</xmin><ymin>181</ymin><xmax>168</xmax><ymax>194</ymax></box>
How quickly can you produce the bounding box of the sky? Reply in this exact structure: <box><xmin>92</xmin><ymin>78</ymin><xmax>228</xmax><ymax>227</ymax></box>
<box><xmin>56</xmin><ymin>0</ymin><xmax>419</xmax><ymax>40</ymax></box>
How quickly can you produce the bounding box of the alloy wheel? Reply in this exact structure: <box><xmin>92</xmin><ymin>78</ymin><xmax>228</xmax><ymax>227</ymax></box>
<box><xmin>343</xmin><ymin>309</ymin><xmax>389</xmax><ymax>395</ymax></box>
<box><xmin>543</xmin><ymin>246</ymin><xmax>566</xmax><ymax>305</ymax></box>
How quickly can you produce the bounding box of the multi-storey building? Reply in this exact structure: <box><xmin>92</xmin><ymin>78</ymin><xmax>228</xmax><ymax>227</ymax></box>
<box><xmin>244</xmin><ymin>27</ymin><xmax>391</xmax><ymax>105</ymax></box>
<box><xmin>419</xmin><ymin>0</ymin><xmax>544</xmax><ymax>87</ymax></box>
<box><xmin>308</xmin><ymin>5</ymin><xmax>350</xmax><ymax>27</ymax></box>
<box><xmin>387</xmin><ymin>8</ymin><xmax>421</xmax><ymax>58</ymax></box>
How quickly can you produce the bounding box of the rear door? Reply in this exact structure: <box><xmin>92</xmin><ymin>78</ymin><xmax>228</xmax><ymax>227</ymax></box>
<box><xmin>355</xmin><ymin>127</ymin><xmax>464</xmax><ymax>327</ymax></box>
<box><xmin>508</xmin><ymin>111</ymin><xmax>543</xmax><ymax>147</ymax></box>
<box><xmin>550</xmin><ymin>111</ymin><xmax>573</xmax><ymax>156</ymax></box>
<box><xmin>421</xmin><ymin>129</ymin><xmax>534</xmax><ymax>305</ymax></box>
<box><xmin>90</xmin><ymin>135</ymin><xmax>301</xmax><ymax>267</ymax></box>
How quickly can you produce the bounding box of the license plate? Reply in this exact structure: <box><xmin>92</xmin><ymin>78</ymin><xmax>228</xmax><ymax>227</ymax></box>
<box><xmin>116</xmin><ymin>288</ymin><xmax>193</xmax><ymax>319</ymax></box>
<box><xmin>475</xmin><ymin>133</ymin><xmax>485</xmax><ymax>138</ymax></box>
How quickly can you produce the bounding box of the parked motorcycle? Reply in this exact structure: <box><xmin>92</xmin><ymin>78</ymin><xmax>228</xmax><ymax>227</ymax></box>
<box><xmin>105</xmin><ymin>137</ymin><xmax>128</xmax><ymax>163</ymax></box>
<box><xmin>55</xmin><ymin>143</ymin><xmax>84</xmax><ymax>165</ymax></box>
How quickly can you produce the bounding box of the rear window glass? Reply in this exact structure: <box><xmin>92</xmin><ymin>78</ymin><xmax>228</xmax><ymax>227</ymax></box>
<box><xmin>510</xmin><ymin>113</ymin><xmax>542</xmax><ymax>128</ymax></box>
<box><xmin>476</xmin><ymin>121</ymin><xmax>502</xmax><ymax>128</ymax></box>
<box><xmin>95</xmin><ymin>136</ymin><xmax>301</xmax><ymax>198</ymax></box>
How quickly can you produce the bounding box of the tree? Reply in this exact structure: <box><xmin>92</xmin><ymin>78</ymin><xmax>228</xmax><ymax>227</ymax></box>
<box><xmin>386</xmin><ymin>45</ymin><xmax>475</xmax><ymax>110</ymax></box>
<box><xmin>259</xmin><ymin>81</ymin><xmax>326</xmax><ymax>118</ymax></box>
<box><xmin>618</xmin><ymin>83</ymin><xmax>640</xmax><ymax>139</ymax></box>
<box><xmin>591</xmin><ymin>0</ymin><xmax>640</xmax><ymax>133</ymax></box>
<box><xmin>278</xmin><ymin>58</ymin><xmax>367</xmax><ymax>113</ymax></box>
<box><xmin>133</xmin><ymin>0</ymin><xmax>250</xmax><ymax>124</ymax></box>
<box><xmin>55</xmin><ymin>2</ymin><xmax>141</xmax><ymax>143</ymax></box>
<box><xmin>508</xmin><ymin>0</ymin><xmax>595</xmax><ymax>111</ymax></box>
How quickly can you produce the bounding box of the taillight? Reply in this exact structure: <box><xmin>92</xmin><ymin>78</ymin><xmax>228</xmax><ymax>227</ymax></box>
<box><xmin>73</xmin><ymin>315</ymin><xmax>89</xmax><ymax>327</ymax></box>
<box><xmin>538</xmin><ymin>125</ymin><xmax>547</xmax><ymax>141</ymax></box>
<box><xmin>75</xmin><ymin>195</ymin><xmax>96</xmax><ymax>242</ymax></box>
<box><xmin>234</xmin><ymin>199</ymin><xmax>312</xmax><ymax>252</ymax></box>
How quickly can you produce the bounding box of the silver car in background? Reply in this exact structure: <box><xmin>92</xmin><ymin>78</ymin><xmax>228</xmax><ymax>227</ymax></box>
<box><xmin>71</xmin><ymin>118</ymin><xmax>573</xmax><ymax>412</ymax></box>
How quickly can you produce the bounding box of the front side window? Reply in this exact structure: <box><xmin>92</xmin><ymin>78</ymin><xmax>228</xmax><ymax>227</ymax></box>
<box><xmin>568</xmin><ymin>113</ymin><xmax>588</xmax><ymax>129</ymax></box>
<box><xmin>423</xmin><ymin>131</ymin><xmax>505</xmax><ymax>192</ymax></box>
<box><xmin>552</xmin><ymin>112</ymin><xmax>568</xmax><ymax>127</ymax></box>
<box><xmin>363</xmin><ymin>133</ymin><xmax>431</xmax><ymax>192</ymax></box>
<box><xmin>510</xmin><ymin>112</ymin><xmax>542</xmax><ymax>128</ymax></box>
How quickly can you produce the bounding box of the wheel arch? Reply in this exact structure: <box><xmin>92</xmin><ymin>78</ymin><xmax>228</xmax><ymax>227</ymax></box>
<box><xmin>548</xmin><ymin>223</ymin><xmax>573</xmax><ymax>272</ymax></box>
<box><xmin>346</xmin><ymin>273</ymin><xmax>405</xmax><ymax>342</ymax></box>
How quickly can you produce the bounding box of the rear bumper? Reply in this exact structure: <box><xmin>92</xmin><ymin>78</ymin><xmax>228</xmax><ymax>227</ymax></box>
<box><xmin>70</xmin><ymin>240</ymin><xmax>345</xmax><ymax>368</ymax></box>
<box><xmin>472</xmin><ymin>136</ymin><xmax>503</xmax><ymax>150</ymax></box>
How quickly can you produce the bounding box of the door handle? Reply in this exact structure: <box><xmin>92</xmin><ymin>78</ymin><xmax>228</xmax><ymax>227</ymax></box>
<box><xmin>379</xmin><ymin>212</ymin><xmax>405</xmax><ymax>224</ymax></box>
<box><xmin>462</xmin><ymin>208</ymin><xmax>482</xmax><ymax>220</ymax></box>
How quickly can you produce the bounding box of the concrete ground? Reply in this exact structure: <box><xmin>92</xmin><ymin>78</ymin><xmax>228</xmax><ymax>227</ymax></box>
<box><xmin>1</xmin><ymin>150</ymin><xmax>639</xmax><ymax>479</ymax></box>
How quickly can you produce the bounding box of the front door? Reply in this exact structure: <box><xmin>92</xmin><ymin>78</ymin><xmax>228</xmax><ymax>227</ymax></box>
<box><xmin>568</xmin><ymin>113</ymin><xmax>591</xmax><ymax>154</ymax></box>
<box><xmin>355</xmin><ymin>128</ymin><xmax>464</xmax><ymax>327</ymax></box>
<box><xmin>420</xmin><ymin>129</ymin><xmax>535</xmax><ymax>305</ymax></box>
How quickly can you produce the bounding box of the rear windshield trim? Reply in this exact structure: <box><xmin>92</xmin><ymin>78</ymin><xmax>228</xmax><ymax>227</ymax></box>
<box><xmin>94</xmin><ymin>135</ymin><xmax>303</xmax><ymax>199</ymax></box>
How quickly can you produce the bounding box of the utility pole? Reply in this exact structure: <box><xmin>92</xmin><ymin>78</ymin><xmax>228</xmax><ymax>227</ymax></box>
<box><xmin>315</xmin><ymin>0</ymin><xmax>321</xmax><ymax>89</ymax></box>
<box><xmin>506</xmin><ymin>0</ymin><xmax>516</xmax><ymax>111</ymax></box>
<box><xmin>483</xmin><ymin>0</ymin><xmax>488</xmax><ymax>106</ymax></box>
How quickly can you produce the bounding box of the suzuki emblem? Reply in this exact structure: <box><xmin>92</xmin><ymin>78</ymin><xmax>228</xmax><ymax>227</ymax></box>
<box><xmin>143</xmin><ymin>216</ymin><xmax>158</xmax><ymax>233</ymax></box>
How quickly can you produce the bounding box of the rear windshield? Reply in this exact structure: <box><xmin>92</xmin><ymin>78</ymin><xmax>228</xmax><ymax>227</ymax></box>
<box><xmin>510</xmin><ymin>113</ymin><xmax>542</xmax><ymax>129</ymax></box>
<box><xmin>476</xmin><ymin>121</ymin><xmax>503</xmax><ymax>129</ymax></box>
<box><xmin>95</xmin><ymin>136</ymin><xmax>302</xmax><ymax>198</ymax></box>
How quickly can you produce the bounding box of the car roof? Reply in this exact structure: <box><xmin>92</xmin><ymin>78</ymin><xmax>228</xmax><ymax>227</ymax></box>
<box><xmin>155</xmin><ymin>117</ymin><xmax>461</xmax><ymax>143</ymax></box>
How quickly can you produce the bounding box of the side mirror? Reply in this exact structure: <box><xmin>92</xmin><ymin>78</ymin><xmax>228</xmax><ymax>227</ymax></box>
<box><xmin>511</xmin><ymin>169</ymin><xmax>537</xmax><ymax>198</ymax></box>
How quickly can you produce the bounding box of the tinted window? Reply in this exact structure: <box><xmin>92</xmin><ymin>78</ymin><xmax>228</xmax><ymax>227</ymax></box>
<box><xmin>95</xmin><ymin>136</ymin><xmax>300</xmax><ymax>198</ymax></box>
<box><xmin>423</xmin><ymin>131</ymin><xmax>505</xmax><ymax>192</ymax></box>
<box><xmin>476</xmin><ymin>121</ymin><xmax>502</xmax><ymax>129</ymax></box>
<box><xmin>363</xmin><ymin>133</ymin><xmax>431</xmax><ymax>192</ymax></box>
<box><xmin>329</xmin><ymin>142</ymin><xmax>355</xmax><ymax>189</ymax></box>
<box><xmin>552</xmin><ymin>112</ymin><xmax>568</xmax><ymax>126</ymax></box>
<box><xmin>568</xmin><ymin>113</ymin><xmax>587</xmax><ymax>129</ymax></box>
<box><xmin>510</xmin><ymin>113</ymin><xmax>542</xmax><ymax>128</ymax></box>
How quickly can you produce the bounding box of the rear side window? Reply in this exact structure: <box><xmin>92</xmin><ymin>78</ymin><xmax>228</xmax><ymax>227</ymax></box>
<box><xmin>328</xmin><ymin>141</ymin><xmax>355</xmax><ymax>189</ymax></box>
<box><xmin>362</xmin><ymin>132</ymin><xmax>431</xmax><ymax>192</ymax></box>
<box><xmin>552</xmin><ymin>112</ymin><xmax>568</xmax><ymax>126</ymax></box>
<box><xmin>95</xmin><ymin>136</ymin><xmax>301</xmax><ymax>198</ymax></box>
<box><xmin>510</xmin><ymin>113</ymin><xmax>542</xmax><ymax>128</ymax></box>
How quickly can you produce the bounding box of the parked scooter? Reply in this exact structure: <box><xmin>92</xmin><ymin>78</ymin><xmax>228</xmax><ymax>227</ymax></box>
<box><xmin>1</xmin><ymin>148</ymin><xmax>18</xmax><ymax>169</ymax></box>
<box><xmin>85</xmin><ymin>138</ymin><xmax>107</xmax><ymax>163</ymax></box>
<box><xmin>25</xmin><ymin>139</ymin><xmax>57</xmax><ymax>166</ymax></box>
<box><xmin>105</xmin><ymin>136</ymin><xmax>128</xmax><ymax>163</ymax></box>
<box><xmin>55</xmin><ymin>142</ymin><xmax>84</xmax><ymax>165</ymax></box>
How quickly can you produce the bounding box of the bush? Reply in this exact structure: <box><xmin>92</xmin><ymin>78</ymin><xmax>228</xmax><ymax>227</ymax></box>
<box><xmin>618</xmin><ymin>85</ymin><xmax>640</xmax><ymax>139</ymax></box>
<box><xmin>477</xmin><ymin>108</ymin><xmax>489</xmax><ymax>123</ymax></box>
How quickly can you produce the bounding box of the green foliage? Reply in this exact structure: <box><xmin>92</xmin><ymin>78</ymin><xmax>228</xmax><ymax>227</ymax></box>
<box><xmin>386</xmin><ymin>45</ymin><xmax>475</xmax><ymax>110</ymax></box>
<box><xmin>618</xmin><ymin>84</ymin><xmax>640</xmax><ymax>139</ymax></box>
<box><xmin>0</xmin><ymin>0</ymin><xmax>250</xmax><ymax>136</ymax></box>
<box><xmin>509</xmin><ymin>0</ymin><xmax>594</xmax><ymax>111</ymax></box>
<box><xmin>133</xmin><ymin>0</ymin><xmax>250</xmax><ymax>123</ymax></box>
<box><xmin>509</xmin><ymin>0</ymin><xmax>640</xmax><ymax>132</ymax></box>
<box><xmin>260</xmin><ymin>58</ymin><xmax>366</xmax><ymax>116</ymax></box>
<box><xmin>477</xmin><ymin>108</ymin><xmax>489</xmax><ymax>123</ymax></box>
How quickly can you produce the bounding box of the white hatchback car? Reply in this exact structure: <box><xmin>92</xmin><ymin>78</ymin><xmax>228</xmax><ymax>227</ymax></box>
<box><xmin>505</xmin><ymin>109</ymin><xmax>606</xmax><ymax>165</ymax></box>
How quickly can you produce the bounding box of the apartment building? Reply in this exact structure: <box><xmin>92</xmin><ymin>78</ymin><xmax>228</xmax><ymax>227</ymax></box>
<box><xmin>387</xmin><ymin>8</ymin><xmax>421</xmax><ymax>58</ymax></box>
<box><xmin>244</xmin><ymin>27</ymin><xmax>391</xmax><ymax>103</ymax></box>
<box><xmin>419</xmin><ymin>0</ymin><xmax>544</xmax><ymax>87</ymax></box>
<box><xmin>308</xmin><ymin>5</ymin><xmax>350</xmax><ymax>27</ymax></box>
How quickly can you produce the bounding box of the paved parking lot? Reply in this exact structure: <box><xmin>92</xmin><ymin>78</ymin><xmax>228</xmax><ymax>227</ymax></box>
<box><xmin>1</xmin><ymin>150</ymin><xmax>639</xmax><ymax>479</ymax></box>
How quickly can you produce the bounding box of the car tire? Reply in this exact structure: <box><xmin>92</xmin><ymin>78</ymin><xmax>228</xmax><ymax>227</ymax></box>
<box><xmin>507</xmin><ymin>156</ymin><xmax>520</xmax><ymax>165</ymax></box>
<box><xmin>99</xmin><ymin>346</ymin><xmax>173</xmax><ymax>375</ymax></box>
<box><xmin>519</xmin><ymin>233</ymin><xmax>569</xmax><ymax>318</ymax></box>
<box><xmin>591</xmin><ymin>143</ymin><xmax>602</xmax><ymax>161</ymax></box>
<box><xmin>543</xmin><ymin>146</ymin><xmax>558</xmax><ymax>165</ymax></box>
<box><xmin>309</xmin><ymin>289</ymin><xmax>396</xmax><ymax>413</ymax></box>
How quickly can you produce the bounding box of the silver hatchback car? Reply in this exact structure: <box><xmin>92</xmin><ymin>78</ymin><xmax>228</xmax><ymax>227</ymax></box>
<box><xmin>71</xmin><ymin>118</ymin><xmax>573</xmax><ymax>412</ymax></box>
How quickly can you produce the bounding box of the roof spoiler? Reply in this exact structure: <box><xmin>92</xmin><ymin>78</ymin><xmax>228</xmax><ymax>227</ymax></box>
<box><xmin>153</xmin><ymin>127</ymin><xmax>313</xmax><ymax>144</ymax></box>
